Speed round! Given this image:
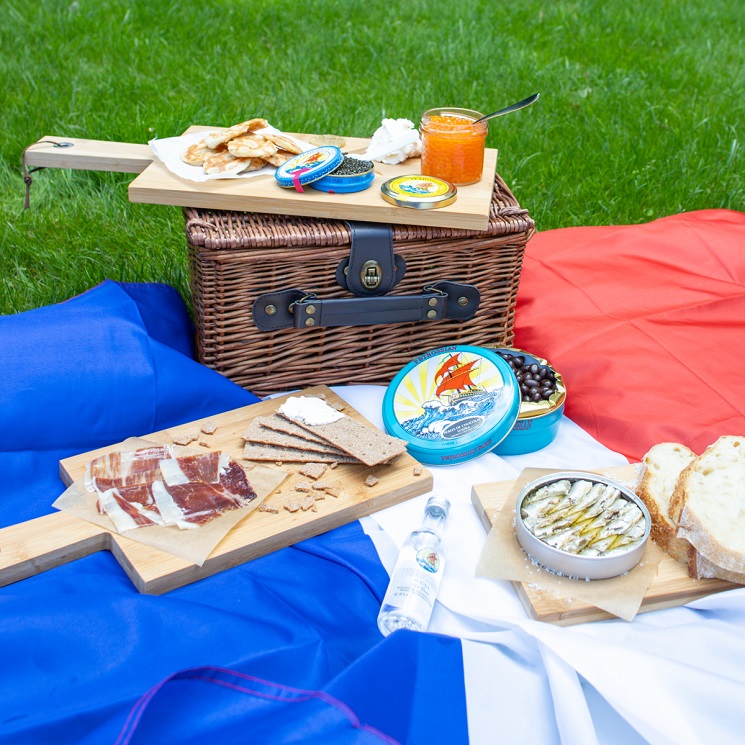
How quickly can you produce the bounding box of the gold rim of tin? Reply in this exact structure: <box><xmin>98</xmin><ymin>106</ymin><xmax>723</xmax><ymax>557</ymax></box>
<box><xmin>380</xmin><ymin>175</ymin><xmax>457</xmax><ymax>210</ymax></box>
<box><xmin>496</xmin><ymin>346</ymin><xmax>566</xmax><ymax>419</ymax></box>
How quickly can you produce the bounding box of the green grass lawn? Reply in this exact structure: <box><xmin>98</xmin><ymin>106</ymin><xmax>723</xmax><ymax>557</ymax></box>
<box><xmin>1</xmin><ymin>0</ymin><xmax>743</xmax><ymax>315</ymax></box>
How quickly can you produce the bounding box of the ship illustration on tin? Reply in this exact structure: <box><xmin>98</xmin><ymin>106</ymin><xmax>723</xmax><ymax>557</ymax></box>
<box><xmin>395</xmin><ymin>351</ymin><xmax>509</xmax><ymax>441</ymax></box>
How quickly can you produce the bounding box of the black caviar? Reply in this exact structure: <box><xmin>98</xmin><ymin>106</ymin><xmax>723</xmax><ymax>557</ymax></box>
<box><xmin>497</xmin><ymin>350</ymin><xmax>558</xmax><ymax>403</ymax></box>
<box><xmin>332</xmin><ymin>156</ymin><xmax>374</xmax><ymax>176</ymax></box>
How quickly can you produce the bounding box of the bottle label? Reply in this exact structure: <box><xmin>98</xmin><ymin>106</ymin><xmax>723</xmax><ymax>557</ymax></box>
<box><xmin>416</xmin><ymin>547</ymin><xmax>441</xmax><ymax>573</ymax></box>
<box><xmin>381</xmin><ymin>545</ymin><xmax>444</xmax><ymax>629</ymax></box>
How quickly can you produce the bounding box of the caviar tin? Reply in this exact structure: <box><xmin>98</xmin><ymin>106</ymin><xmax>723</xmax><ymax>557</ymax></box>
<box><xmin>492</xmin><ymin>348</ymin><xmax>566</xmax><ymax>456</ymax></box>
<box><xmin>274</xmin><ymin>146</ymin><xmax>344</xmax><ymax>191</ymax></box>
<box><xmin>310</xmin><ymin>157</ymin><xmax>375</xmax><ymax>193</ymax></box>
<box><xmin>380</xmin><ymin>175</ymin><xmax>457</xmax><ymax>210</ymax></box>
<box><xmin>515</xmin><ymin>471</ymin><xmax>651</xmax><ymax>580</ymax></box>
<box><xmin>382</xmin><ymin>345</ymin><xmax>521</xmax><ymax>465</ymax></box>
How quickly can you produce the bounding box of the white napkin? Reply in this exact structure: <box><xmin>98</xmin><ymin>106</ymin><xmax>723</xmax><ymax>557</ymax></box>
<box><xmin>148</xmin><ymin>126</ymin><xmax>314</xmax><ymax>183</ymax></box>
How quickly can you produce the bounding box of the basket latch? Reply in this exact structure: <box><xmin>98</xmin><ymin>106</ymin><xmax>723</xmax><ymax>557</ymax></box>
<box><xmin>334</xmin><ymin>221</ymin><xmax>406</xmax><ymax>296</ymax></box>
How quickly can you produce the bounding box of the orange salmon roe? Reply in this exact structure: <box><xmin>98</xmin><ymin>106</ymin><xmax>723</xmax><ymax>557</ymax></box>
<box><xmin>420</xmin><ymin>110</ymin><xmax>488</xmax><ymax>186</ymax></box>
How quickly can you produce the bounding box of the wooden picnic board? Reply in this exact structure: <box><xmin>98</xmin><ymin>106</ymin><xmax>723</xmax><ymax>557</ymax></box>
<box><xmin>127</xmin><ymin>126</ymin><xmax>498</xmax><ymax>231</ymax></box>
<box><xmin>0</xmin><ymin>386</ymin><xmax>431</xmax><ymax>594</ymax></box>
<box><xmin>471</xmin><ymin>465</ymin><xmax>738</xmax><ymax>626</ymax></box>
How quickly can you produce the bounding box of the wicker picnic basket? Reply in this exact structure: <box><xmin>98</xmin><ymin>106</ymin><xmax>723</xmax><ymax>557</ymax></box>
<box><xmin>184</xmin><ymin>173</ymin><xmax>534</xmax><ymax>397</ymax></box>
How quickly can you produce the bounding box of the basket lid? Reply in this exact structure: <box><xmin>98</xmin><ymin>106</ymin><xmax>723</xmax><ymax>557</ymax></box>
<box><xmin>275</xmin><ymin>146</ymin><xmax>344</xmax><ymax>191</ymax></box>
<box><xmin>382</xmin><ymin>345</ymin><xmax>520</xmax><ymax>465</ymax></box>
<box><xmin>380</xmin><ymin>175</ymin><xmax>457</xmax><ymax>209</ymax></box>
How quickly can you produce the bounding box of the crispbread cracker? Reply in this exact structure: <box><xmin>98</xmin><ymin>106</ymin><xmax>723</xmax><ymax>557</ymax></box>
<box><xmin>258</xmin><ymin>414</ymin><xmax>331</xmax><ymax>446</ymax></box>
<box><xmin>279</xmin><ymin>412</ymin><xmax>407</xmax><ymax>467</ymax></box>
<box><xmin>298</xmin><ymin>463</ymin><xmax>327</xmax><ymax>480</ymax></box>
<box><xmin>242</xmin><ymin>442</ymin><xmax>357</xmax><ymax>464</ymax></box>
<box><xmin>242</xmin><ymin>417</ymin><xmax>347</xmax><ymax>456</ymax></box>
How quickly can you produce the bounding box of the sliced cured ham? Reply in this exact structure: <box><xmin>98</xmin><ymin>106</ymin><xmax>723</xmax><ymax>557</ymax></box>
<box><xmin>84</xmin><ymin>446</ymin><xmax>174</xmax><ymax>493</ymax></box>
<box><xmin>84</xmin><ymin>446</ymin><xmax>257</xmax><ymax>532</ymax></box>
<box><xmin>159</xmin><ymin>453</ymin><xmax>257</xmax><ymax>503</ymax></box>
<box><xmin>97</xmin><ymin>484</ymin><xmax>165</xmax><ymax>533</ymax></box>
<box><xmin>152</xmin><ymin>480</ymin><xmax>248</xmax><ymax>529</ymax></box>
<box><xmin>217</xmin><ymin>459</ymin><xmax>257</xmax><ymax>502</ymax></box>
<box><xmin>159</xmin><ymin>452</ymin><xmax>228</xmax><ymax>487</ymax></box>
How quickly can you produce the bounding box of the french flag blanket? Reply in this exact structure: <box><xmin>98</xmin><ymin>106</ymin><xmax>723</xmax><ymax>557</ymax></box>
<box><xmin>1</xmin><ymin>209</ymin><xmax>744</xmax><ymax>744</ymax></box>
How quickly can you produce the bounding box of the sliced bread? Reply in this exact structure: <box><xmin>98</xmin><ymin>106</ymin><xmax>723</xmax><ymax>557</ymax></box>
<box><xmin>674</xmin><ymin>435</ymin><xmax>745</xmax><ymax>576</ymax></box>
<box><xmin>637</xmin><ymin>442</ymin><xmax>696</xmax><ymax>564</ymax></box>
<box><xmin>688</xmin><ymin>546</ymin><xmax>745</xmax><ymax>584</ymax></box>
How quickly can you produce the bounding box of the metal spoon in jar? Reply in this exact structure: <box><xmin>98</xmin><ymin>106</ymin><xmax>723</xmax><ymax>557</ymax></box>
<box><xmin>473</xmin><ymin>93</ymin><xmax>540</xmax><ymax>124</ymax></box>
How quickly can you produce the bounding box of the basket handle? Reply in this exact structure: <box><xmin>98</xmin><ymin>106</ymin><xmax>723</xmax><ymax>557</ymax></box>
<box><xmin>253</xmin><ymin>281</ymin><xmax>480</xmax><ymax>331</ymax></box>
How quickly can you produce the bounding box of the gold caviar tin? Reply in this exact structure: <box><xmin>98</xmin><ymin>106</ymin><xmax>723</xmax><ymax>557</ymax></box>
<box><xmin>380</xmin><ymin>175</ymin><xmax>457</xmax><ymax>210</ymax></box>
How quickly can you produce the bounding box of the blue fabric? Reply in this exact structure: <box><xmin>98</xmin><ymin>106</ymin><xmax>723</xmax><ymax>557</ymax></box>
<box><xmin>0</xmin><ymin>282</ymin><xmax>468</xmax><ymax>745</ymax></box>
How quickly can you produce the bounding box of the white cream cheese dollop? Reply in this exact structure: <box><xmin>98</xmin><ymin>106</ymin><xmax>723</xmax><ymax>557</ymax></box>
<box><xmin>361</xmin><ymin>118</ymin><xmax>422</xmax><ymax>164</ymax></box>
<box><xmin>278</xmin><ymin>396</ymin><xmax>345</xmax><ymax>426</ymax></box>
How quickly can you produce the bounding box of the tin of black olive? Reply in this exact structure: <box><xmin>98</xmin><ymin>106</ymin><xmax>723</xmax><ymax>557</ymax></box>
<box><xmin>492</xmin><ymin>347</ymin><xmax>566</xmax><ymax>455</ymax></box>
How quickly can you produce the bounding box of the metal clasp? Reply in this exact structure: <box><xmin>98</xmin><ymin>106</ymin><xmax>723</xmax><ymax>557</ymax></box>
<box><xmin>360</xmin><ymin>260</ymin><xmax>383</xmax><ymax>290</ymax></box>
<box><xmin>288</xmin><ymin>292</ymin><xmax>318</xmax><ymax>312</ymax></box>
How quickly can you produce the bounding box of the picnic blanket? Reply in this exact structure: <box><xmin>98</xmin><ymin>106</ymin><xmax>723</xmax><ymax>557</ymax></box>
<box><xmin>2</xmin><ymin>209</ymin><xmax>744</xmax><ymax>744</ymax></box>
<box><xmin>514</xmin><ymin>208</ymin><xmax>745</xmax><ymax>461</ymax></box>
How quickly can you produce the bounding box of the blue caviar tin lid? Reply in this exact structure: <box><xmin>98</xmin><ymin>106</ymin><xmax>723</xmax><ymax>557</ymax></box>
<box><xmin>382</xmin><ymin>345</ymin><xmax>521</xmax><ymax>465</ymax></box>
<box><xmin>274</xmin><ymin>146</ymin><xmax>344</xmax><ymax>191</ymax></box>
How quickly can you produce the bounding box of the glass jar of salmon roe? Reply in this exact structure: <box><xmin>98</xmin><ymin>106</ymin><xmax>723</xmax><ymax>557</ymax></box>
<box><xmin>420</xmin><ymin>108</ymin><xmax>488</xmax><ymax>186</ymax></box>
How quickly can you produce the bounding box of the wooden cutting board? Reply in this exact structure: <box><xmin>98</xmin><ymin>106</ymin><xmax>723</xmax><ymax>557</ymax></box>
<box><xmin>471</xmin><ymin>465</ymin><xmax>738</xmax><ymax>626</ymax></box>
<box><xmin>126</xmin><ymin>126</ymin><xmax>498</xmax><ymax>231</ymax></box>
<box><xmin>0</xmin><ymin>386</ymin><xmax>431</xmax><ymax>594</ymax></box>
<box><xmin>26</xmin><ymin>129</ymin><xmax>498</xmax><ymax>230</ymax></box>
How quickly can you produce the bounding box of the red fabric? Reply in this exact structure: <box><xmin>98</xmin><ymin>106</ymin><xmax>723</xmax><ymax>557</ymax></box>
<box><xmin>512</xmin><ymin>209</ymin><xmax>745</xmax><ymax>462</ymax></box>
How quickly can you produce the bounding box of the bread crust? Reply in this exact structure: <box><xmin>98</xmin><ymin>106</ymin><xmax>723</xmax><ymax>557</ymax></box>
<box><xmin>688</xmin><ymin>546</ymin><xmax>745</xmax><ymax>584</ymax></box>
<box><xmin>675</xmin><ymin>436</ymin><xmax>745</xmax><ymax>575</ymax></box>
<box><xmin>668</xmin><ymin>459</ymin><xmax>696</xmax><ymax>523</ymax></box>
<box><xmin>637</xmin><ymin>442</ymin><xmax>696</xmax><ymax>564</ymax></box>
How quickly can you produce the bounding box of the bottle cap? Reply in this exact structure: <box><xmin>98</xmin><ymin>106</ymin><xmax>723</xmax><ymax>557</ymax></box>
<box><xmin>425</xmin><ymin>495</ymin><xmax>451</xmax><ymax>518</ymax></box>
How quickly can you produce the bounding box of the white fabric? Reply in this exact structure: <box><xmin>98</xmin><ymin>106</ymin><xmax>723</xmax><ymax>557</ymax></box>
<box><xmin>335</xmin><ymin>385</ymin><xmax>745</xmax><ymax>745</ymax></box>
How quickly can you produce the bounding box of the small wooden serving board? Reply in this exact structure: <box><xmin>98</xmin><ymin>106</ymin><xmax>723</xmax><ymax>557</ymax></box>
<box><xmin>127</xmin><ymin>127</ymin><xmax>498</xmax><ymax>231</ymax></box>
<box><xmin>0</xmin><ymin>387</ymin><xmax>431</xmax><ymax>594</ymax></box>
<box><xmin>471</xmin><ymin>465</ymin><xmax>737</xmax><ymax>626</ymax></box>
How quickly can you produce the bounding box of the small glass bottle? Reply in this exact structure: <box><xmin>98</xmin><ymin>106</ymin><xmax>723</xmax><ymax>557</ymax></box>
<box><xmin>377</xmin><ymin>495</ymin><xmax>451</xmax><ymax>636</ymax></box>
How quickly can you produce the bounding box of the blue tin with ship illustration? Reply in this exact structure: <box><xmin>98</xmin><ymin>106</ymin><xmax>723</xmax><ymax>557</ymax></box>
<box><xmin>274</xmin><ymin>146</ymin><xmax>344</xmax><ymax>190</ymax></box>
<box><xmin>491</xmin><ymin>347</ymin><xmax>566</xmax><ymax>455</ymax></box>
<box><xmin>382</xmin><ymin>345</ymin><xmax>521</xmax><ymax>465</ymax></box>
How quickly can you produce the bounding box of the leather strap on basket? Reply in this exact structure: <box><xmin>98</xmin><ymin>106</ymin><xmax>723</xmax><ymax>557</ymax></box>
<box><xmin>253</xmin><ymin>281</ymin><xmax>480</xmax><ymax>331</ymax></box>
<box><xmin>334</xmin><ymin>221</ymin><xmax>406</xmax><ymax>296</ymax></box>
